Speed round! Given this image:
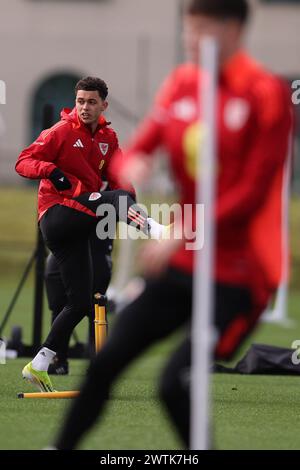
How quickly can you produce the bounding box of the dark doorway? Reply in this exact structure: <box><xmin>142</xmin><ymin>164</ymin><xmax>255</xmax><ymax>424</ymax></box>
<box><xmin>31</xmin><ymin>72</ymin><xmax>81</xmax><ymax>141</ymax></box>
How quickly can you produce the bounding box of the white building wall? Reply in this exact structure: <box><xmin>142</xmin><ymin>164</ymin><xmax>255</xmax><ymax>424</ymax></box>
<box><xmin>0</xmin><ymin>0</ymin><xmax>299</xmax><ymax>182</ymax></box>
<box><xmin>247</xmin><ymin>1</ymin><xmax>300</xmax><ymax>76</ymax></box>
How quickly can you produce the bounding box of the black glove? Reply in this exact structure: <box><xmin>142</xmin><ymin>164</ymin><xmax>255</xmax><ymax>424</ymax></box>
<box><xmin>49</xmin><ymin>168</ymin><xmax>72</xmax><ymax>191</ymax></box>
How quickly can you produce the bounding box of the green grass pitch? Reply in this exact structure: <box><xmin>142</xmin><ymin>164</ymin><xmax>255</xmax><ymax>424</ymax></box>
<box><xmin>0</xmin><ymin>187</ymin><xmax>300</xmax><ymax>449</ymax></box>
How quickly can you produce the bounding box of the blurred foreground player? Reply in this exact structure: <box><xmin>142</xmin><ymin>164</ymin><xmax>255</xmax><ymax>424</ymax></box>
<box><xmin>15</xmin><ymin>77</ymin><xmax>168</xmax><ymax>392</ymax></box>
<box><xmin>53</xmin><ymin>0</ymin><xmax>293</xmax><ymax>448</ymax></box>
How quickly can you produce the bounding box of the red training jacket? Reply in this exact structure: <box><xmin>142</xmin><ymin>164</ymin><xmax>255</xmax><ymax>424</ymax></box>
<box><xmin>16</xmin><ymin>108</ymin><xmax>134</xmax><ymax>220</ymax></box>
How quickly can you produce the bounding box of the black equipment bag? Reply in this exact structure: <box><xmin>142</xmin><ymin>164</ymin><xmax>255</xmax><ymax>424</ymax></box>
<box><xmin>214</xmin><ymin>343</ymin><xmax>300</xmax><ymax>375</ymax></box>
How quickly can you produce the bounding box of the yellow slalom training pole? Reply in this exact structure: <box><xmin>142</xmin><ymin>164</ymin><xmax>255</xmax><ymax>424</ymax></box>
<box><xmin>94</xmin><ymin>293</ymin><xmax>101</xmax><ymax>353</ymax></box>
<box><xmin>94</xmin><ymin>293</ymin><xmax>108</xmax><ymax>353</ymax></box>
<box><xmin>17</xmin><ymin>391</ymin><xmax>80</xmax><ymax>399</ymax></box>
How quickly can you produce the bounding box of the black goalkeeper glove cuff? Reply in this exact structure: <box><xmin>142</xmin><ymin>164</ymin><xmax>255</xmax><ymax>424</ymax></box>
<box><xmin>49</xmin><ymin>168</ymin><xmax>72</xmax><ymax>191</ymax></box>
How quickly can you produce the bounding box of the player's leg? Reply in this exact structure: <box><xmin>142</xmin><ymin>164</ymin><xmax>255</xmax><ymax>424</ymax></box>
<box><xmin>45</xmin><ymin>253</ymin><xmax>69</xmax><ymax>374</ymax></box>
<box><xmin>74</xmin><ymin>190</ymin><xmax>168</xmax><ymax>239</ymax></box>
<box><xmin>87</xmin><ymin>233</ymin><xmax>113</xmax><ymax>357</ymax></box>
<box><xmin>54</xmin><ymin>268</ymin><xmax>192</xmax><ymax>449</ymax></box>
<box><xmin>159</xmin><ymin>283</ymin><xmax>268</xmax><ymax>449</ymax></box>
<box><xmin>23</xmin><ymin>237</ymin><xmax>93</xmax><ymax>391</ymax></box>
<box><xmin>47</xmin><ymin>234</ymin><xmax>114</xmax><ymax>363</ymax></box>
<box><xmin>214</xmin><ymin>283</ymin><xmax>266</xmax><ymax>361</ymax></box>
<box><xmin>45</xmin><ymin>254</ymin><xmax>66</xmax><ymax>321</ymax></box>
<box><xmin>159</xmin><ymin>337</ymin><xmax>191</xmax><ymax>447</ymax></box>
<box><xmin>45</xmin><ymin>234</ymin><xmax>113</xmax><ymax>368</ymax></box>
<box><xmin>22</xmin><ymin>205</ymin><xmax>96</xmax><ymax>391</ymax></box>
<box><xmin>90</xmin><ymin>234</ymin><xmax>113</xmax><ymax>296</ymax></box>
<box><xmin>42</xmin><ymin>239</ymin><xmax>93</xmax><ymax>356</ymax></box>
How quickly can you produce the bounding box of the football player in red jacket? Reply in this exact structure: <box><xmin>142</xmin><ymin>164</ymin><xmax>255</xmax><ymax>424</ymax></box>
<box><xmin>15</xmin><ymin>77</ymin><xmax>167</xmax><ymax>392</ymax></box>
<box><xmin>53</xmin><ymin>0</ymin><xmax>293</xmax><ymax>449</ymax></box>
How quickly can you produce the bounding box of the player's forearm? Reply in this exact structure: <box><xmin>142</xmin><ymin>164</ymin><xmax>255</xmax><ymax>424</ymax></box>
<box><xmin>15</xmin><ymin>151</ymin><xmax>57</xmax><ymax>180</ymax></box>
<box><xmin>16</xmin><ymin>126</ymin><xmax>62</xmax><ymax>180</ymax></box>
<box><xmin>126</xmin><ymin>113</ymin><xmax>164</xmax><ymax>156</ymax></box>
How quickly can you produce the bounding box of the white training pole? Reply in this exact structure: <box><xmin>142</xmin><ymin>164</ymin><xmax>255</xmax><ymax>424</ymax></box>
<box><xmin>262</xmin><ymin>283</ymin><xmax>288</xmax><ymax>324</ymax></box>
<box><xmin>191</xmin><ymin>37</ymin><xmax>218</xmax><ymax>450</ymax></box>
<box><xmin>110</xmin><ymin>236</ymin><xmax>135</xmax><ymax>298</ymax></box>
<box><xmin>262</xmin><ymin>132</ymin><xmax>293</xmax><ymax>325</ymax></box>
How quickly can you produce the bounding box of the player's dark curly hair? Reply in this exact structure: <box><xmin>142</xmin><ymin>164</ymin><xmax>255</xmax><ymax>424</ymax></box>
<box><xmin>185</xmin><ymin>0</ymin><xmax>250</xmax><ymax>24</ymax></box>
<box><xmin>75</xmin><ymin>76</ymin><xmax>108</xmax><ymax>100</ymax></box>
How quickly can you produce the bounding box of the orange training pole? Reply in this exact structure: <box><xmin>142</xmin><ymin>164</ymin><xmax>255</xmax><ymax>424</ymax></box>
<box><xmin>17</xmin><ymin>391</ymin><xmax>80</xmax><ymax>399</ymax></box>
<box><xmin>94</xmin><ymin>293</ymin><xmax>108</xmax><ymax>353</ymax></box>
